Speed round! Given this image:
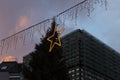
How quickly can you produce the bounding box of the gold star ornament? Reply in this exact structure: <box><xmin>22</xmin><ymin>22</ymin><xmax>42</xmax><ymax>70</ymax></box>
<box><xmin>47</xmin><ymin>25</ymin><xmax>65</xmax><ymax>52</ymax></box>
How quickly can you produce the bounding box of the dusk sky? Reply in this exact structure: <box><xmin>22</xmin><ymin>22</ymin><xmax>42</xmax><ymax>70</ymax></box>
<box><xmin>0</xmin><ymin>0</ymin><xmax>120</xmax><ymax>62</ymax></box>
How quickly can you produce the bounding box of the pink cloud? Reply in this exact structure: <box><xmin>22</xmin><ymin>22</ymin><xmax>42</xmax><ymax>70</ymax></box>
<box><xmin>15</xmin><ymin>16</ymin><xmax>30</xmax><ymax>32</ymax></box>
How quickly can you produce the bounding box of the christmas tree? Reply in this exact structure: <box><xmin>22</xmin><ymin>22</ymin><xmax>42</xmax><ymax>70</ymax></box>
<box><xmin>22</xmin><ymin>19</ymin><xmax>70</xmax><ymax>80</ymax></box>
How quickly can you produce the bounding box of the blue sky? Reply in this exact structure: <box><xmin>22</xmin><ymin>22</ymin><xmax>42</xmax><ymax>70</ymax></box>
<box><xmin>0</xmin><ymin>0</ymin><xmax>120</xmax><ymax>62</ymax></box>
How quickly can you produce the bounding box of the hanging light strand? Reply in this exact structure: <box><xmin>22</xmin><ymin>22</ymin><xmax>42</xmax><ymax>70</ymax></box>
<box><xmin>0</xmin><ymin>0</ymin><xmax>107</xmax><ymax>54</ymax></box>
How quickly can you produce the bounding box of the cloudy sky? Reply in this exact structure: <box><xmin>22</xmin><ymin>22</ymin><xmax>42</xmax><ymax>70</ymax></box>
<box><xmin>0</xmin><ymin>0</ymin><xmax>120</xmax><ymax>62</ymax></box>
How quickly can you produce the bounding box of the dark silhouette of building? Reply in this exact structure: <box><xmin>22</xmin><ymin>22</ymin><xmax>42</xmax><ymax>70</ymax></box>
<box><xmin>0</xmin><ymin>61</ymin><xmax>22</xmax><ymax>80</ymax></box>
<box><xmin>62</xmin><ymin>29</ymin><xmax>120</xmax><ymax>80</ymax></box>
<box><xmin>23</xmin><ymin>29</ymin><xmax>120</xmax><ymax>80</ymax></box>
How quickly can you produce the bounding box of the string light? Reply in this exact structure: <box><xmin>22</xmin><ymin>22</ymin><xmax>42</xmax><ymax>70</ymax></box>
<box><xmin>0</xmin><ymin>0</ymin><xmax>107</xmax><ymax>54</ymax></box>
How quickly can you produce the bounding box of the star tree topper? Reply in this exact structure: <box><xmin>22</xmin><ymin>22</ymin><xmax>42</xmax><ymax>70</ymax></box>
<box><xmin>47</xmin><ymin>24</ymin><xmax>65</xmax><ymax>52</ymax></box>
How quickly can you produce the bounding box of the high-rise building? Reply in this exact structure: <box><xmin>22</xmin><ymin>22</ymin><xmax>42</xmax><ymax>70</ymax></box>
<box><xmin>62</xmin><ymin>29</ymin><xmax>120</xmax><ymax>80</ymax></box>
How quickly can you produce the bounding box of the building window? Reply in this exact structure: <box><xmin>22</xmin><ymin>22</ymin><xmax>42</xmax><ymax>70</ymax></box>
<box><xmin>9</xmin><ymin>76</ymin><xmax>20</xmax><ymax>80</ymax></box>
<box><xmin>1</xmin><ymin>66</ymin><xmax>8</xmax><ymax>70</ymax></box>
<box><xmin>76</xmin><ymin>77</ymin><xmax>79</xmax><ymax>80</ymax></box>
<box><xmin>76</xmin><ymin>68</ymin><xmax>79</xmax><ymax>71</ymax></box>
<box><xmin>81</xmin><ymin>72</ymin><xmax>84</xmax><ymax>76</ymax></box>
<box><xmin>76</xmin><ymin>72</ymin><xmax>79</xmax><ymax>75</ymax></box>
<box><xmin>72</xmin><ymin>69</ymin><xmax>75</xmax><ymax>73</ymax></box>
<box><xmin>81</xmin><ymin>68</ymin><xmax>83</xmax><ymax>72</ymax></box>
<box><xmin>9</xmin><ymin>78</ymin><xmax>20</xmax><ymax>80</ymax></box>
<box><xmin>72</xmin><ymin>74</ymin><xmax>75</xmax><ymax>77</ymax></box>
<box><xmin>68</xmin><ymin>70</ymin><xmax>72</xmax><ymax>74</ymax></box>
<box><xmin>81</xmin><ymin>77</ymin><xmax>84</xmax><ymax>80</ymax></box>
